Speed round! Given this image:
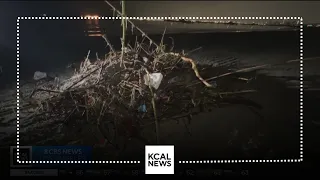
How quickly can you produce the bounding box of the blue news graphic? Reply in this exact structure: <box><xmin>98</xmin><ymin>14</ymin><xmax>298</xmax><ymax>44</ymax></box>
<box><xmin>32</xmin><ymin>146</ymin><xmax>92</xmax><ymax>162</ymax></box>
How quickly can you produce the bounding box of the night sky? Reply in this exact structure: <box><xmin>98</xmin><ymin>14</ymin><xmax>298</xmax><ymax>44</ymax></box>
<box><xmin>1</xmin><ymin>1</ymin><xmax>319</xmax><ymax>20</ymax></box>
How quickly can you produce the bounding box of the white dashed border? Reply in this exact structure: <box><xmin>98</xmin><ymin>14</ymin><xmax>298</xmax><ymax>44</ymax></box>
<box><xmin>16</xmin><ymin>16</ymin><xmax>303</xmax><ymax>164</ymax></box>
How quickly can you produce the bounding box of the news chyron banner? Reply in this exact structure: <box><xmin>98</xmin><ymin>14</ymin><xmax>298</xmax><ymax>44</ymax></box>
<box><xmin>10</xmin><ymin>146</ymin><xmax>92</xmax><ymax>167</ymax></box>
<box><xmin>11</xmin><ymin>145</ymin><xmax>176</xmax><ymax>175</ymax></box>
<box><xmin>145</xmin><ymin>145</ymin><xmax>175</xmax><ymax>174</ymax></box>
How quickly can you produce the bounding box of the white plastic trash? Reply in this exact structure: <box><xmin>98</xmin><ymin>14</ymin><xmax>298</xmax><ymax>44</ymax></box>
<box><xmin>144</xmin><ymin>73</ymin><xmax>163</xmax><ymax>90</ymax></box>
<box><xmin>142</xmin><ymin>57</ymin><xmax>149</xmax><ymax>63</ymax></box>
<box><xmin>33</xmin><ymin>71</ymin><xmax>47</xmax><ymax>81</ymax></box>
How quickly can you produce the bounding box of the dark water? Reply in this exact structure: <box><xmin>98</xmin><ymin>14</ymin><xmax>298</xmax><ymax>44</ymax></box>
<box><xmin>15</xmin><ymin>27</ymin><xmax>319</xmax><ymax>81</ymax></box>
<box><xmin>0</xmin><ymin>19</ymin><xmax>318</xmax><ymax>86</ymax></box>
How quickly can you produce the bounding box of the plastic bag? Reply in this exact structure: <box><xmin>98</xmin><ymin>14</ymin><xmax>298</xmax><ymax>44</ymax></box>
<box><xmin>138</xmin><ymin>104</ymin><xmax>147</xmax><ymax>113</ymax></box>
<box><xmin>144</xmin><ymin>73</ymin><xmax>163</xmax><ymax>90</ymax></box>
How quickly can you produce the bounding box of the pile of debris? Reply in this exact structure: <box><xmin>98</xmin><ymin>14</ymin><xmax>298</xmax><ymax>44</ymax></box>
<box><xmin>11</xmin><ymin>10</ymin><xmax>262</xmax><ymax>148</ymax></box>
<box><xmin>17</xmin><ymin>33</ymin><xmax>261</xmax><ymax>149</ymax></box>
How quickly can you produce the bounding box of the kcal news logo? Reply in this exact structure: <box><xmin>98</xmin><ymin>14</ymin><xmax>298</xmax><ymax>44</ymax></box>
<box><xmin>145</xmin><ymin>145</ymin><xmax>174</xmax><ymax>174</ymax></box>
